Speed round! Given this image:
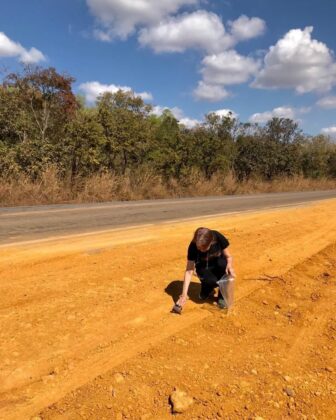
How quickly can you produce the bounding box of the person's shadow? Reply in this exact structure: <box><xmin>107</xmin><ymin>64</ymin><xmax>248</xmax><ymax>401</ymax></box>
<box><xmin>165</xmin><ymin>280</ymin><xmax>217</xmax><ymax>305</ymax></box>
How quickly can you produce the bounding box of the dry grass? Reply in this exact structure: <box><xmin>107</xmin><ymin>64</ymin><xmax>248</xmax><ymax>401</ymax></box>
<box><xmin>1</xmin><ymin>168</ymin><xmax>335</xmax><ymax>207</ymax></box>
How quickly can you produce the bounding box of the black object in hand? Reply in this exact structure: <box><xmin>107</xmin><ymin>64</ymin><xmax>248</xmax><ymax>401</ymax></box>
<box><xmin>171</xmin><ymin>303</ymin><xmax>183</xmax><ymax>314</ymax></box>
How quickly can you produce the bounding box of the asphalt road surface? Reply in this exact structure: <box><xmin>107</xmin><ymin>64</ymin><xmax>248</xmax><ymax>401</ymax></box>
<box><xmin>1</xmin><ymin>190</ymin><xmax>335</xmax><ymax>246</ymax></box>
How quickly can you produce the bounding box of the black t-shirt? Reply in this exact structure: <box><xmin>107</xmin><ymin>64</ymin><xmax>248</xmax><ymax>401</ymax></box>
<box><xmin>187</xmin><ymin>230</ymin><xmax>229</xmax><ymax>267</ymax></box>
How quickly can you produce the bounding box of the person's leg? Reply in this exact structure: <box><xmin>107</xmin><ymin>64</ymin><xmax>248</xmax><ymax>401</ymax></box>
<box><xmin>196</xmin><ymin>266</ymin><xmax>220</xmax><ymax>300</ymax></box>
<box><xmin>213</xmin><ymin>257</ymin><xmax>228</xmax><ymax>300</ymax></box>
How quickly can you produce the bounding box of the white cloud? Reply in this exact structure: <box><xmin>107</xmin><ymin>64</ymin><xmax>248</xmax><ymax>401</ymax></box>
<box><xmin>151</xmin><ymin>105</ymin><xmax>200</xmax><ymax>128</ymax></box>
<box><xmin>201</xmin><ymin>50</ymin><xmax>260</xmax><ymax>85</ymax></box>
<box><xmin>249</xmin><ymin>106</ymin><xmax>310</xmax><ymax>123</ymax></box>
<box><xmin>321</xmin><ymin>126</ymin><xmax>336</xmax><ymax>136</ymax></box>
<box><xmin>138</xmin><ymin>12</ymin><xmax>265</xmax><ymax>53</ymax></box>
<box><xmin>211</xmin><ymin>108</ymin><xmax>238</xmax><ymax>119</ymax></box>
<box><xmin>317</xmin><ymin>96</ymin><xmax>336</xmax><ymax>109</ymax></box>
<box><xmin>253</xmin><ymin>26</ymin><xmax>336</xmax><ymax>93</ymax></box>
<box><xmin>249</xmin><ymin>107</ymin><xmax>295</xmax><ymax>123</ymax></box>
<box><xmin>19</xmin><ymin>47</ymin><xmax>45</xmax><ymax>64</ymax></box>
<box><xmin>152</xmin><ymin>105</ymin><xmax>239</xmax><ymax>127</ymax></box>
<box><xmin>229</xmin><ymin>15</ymin><xmax>266</xmax><ymax>42</ymax></box>
<box><xmin>87</xmin><ymin>0</ymin><xmax>198</xmax><ymax>39</ymax></box>
<box><xmin>193</xmin><ymin>81</ymin><xmax>230</xmax><ymax>102</ymax></box>
<box><xmin>179</xmin><ymin>116</ymin><xmax>201</xmax><ymax>128</ymax></box>
<box><xmin>189</xmin><ymin>23</ymin><xmax>263</xmax><ymax>102</ymax></box>
<box><xmin>0</xmin><ymin>32</ymin><xmax>45</xmax><ymax>64</ymax></box>
<box><xmin>151</xmin><ymin>105</ymin><xmax>183</xmax><ymax>118</ymax></box>
<box><xmin>138</xmin><ymin>10</ymin><xmax>232</xmax><ymax>53</ymax></box>
<box><xmin>79</xmin><ymin>81</ymin><xmax>153</xmax><ymax>103</ymax></box>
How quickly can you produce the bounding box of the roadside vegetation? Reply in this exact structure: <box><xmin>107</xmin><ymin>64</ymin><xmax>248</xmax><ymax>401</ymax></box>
<box><xmin>1</xmin><ymin>67</ymin><xmax>335</xmax><ymax>206</ymax></box>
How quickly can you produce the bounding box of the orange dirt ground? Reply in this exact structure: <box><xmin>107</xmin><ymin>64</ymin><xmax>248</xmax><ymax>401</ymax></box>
<box><xmin>0</xmin><ymin>200</ymin><xmax>336</xmax><ymax>420</ymax></box>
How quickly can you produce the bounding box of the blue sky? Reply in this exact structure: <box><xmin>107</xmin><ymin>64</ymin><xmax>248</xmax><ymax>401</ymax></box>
<box><xmin>1</xmin><ymin>0</ymin><xmax>336</xmax><ymax>135</ymax></box>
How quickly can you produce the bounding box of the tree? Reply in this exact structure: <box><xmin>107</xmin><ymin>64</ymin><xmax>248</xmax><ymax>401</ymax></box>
<box><xmin>191</xmin><ymin>112</ymin><xmax>236</xmax><ymax>178</ymax></box>
<box><xmin>302</xmin><ymin>135</ymin><xmax>333</xmax><ymax>178</ymax></box>
<box><xmin>4</xmin><ymin>66</ymin><xmax>77</xmax><ymax>143</ymax></box>
<box><xmin>147</xmin><ymin>109</ymin><xmax>184</xmax><ymax>179</ymax></box>
<box><xmin>97</xmin><ymin>90</ymin><xmax>152</xmax><ymax>173</ymax></box>
<box><xmin>63</xmin><ymin>108</ymin><xmax>105</xmax><ymax>181</ymax></box>
<box><xmin>265</xmin><ymin>118</ymin><xmax>302</xmax><ymax>144</ymax></box>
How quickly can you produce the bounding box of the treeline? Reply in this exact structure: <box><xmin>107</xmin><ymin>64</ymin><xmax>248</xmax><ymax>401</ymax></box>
<box><xmin>1</xmin><ymin>67</ymin><xmax>336</xmax><ymax>192</ymax></box>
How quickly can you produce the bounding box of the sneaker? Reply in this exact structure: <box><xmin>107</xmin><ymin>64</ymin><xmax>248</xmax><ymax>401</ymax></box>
<box><xmin>217</xmin><ymin>298</ymin><xmax>227</xmax><ymax>309</ymax></box>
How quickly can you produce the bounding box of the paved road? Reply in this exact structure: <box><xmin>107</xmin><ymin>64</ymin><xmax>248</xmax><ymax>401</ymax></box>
<box><xmin>1</xmin><ymin>190</ymin><xmax>335</xmax><ymax>246</ymax></box>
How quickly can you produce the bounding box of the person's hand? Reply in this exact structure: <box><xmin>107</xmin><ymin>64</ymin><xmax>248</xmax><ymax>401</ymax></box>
<box><xmin>226</xmin><ymin>265</ymin><xmax>236</xmax><ymax>278</ymax></box>
<box><xmin>176</xmin><ymin>294</ymin><xmax>188</xmax><ymax>307</ymax></box>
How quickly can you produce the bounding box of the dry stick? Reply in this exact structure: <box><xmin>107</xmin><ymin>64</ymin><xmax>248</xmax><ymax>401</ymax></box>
<box><xmin>245</xmin><ymin>274</ymin><xmax>286</xmax><ymax>283</ymax></box>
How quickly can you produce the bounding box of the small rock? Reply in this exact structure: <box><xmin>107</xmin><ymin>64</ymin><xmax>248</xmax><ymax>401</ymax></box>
<box><xmin>262</xmin><ymin>300</ymin><xmax>268</xmax><ymax>305</ymax></box>
<box><xmin>251</xmin><ymin>369</ymin><xmax>258</xmax><ymax>375</ymax></box>
<box><xmin>106</xmin><ymin>404</ymin><xmax>113</xmax><ymax>409</ymax></box>
<box><xmin>114</xmin><ymin>373</ymin><xmax>124</xmax><ymax>384</ymax></box>
<box><xmin>170</xmin><ymin>388</ymin><xmax>194</xmax><ymax>413</ymax></box>
<box><xmin>326</xmin><ymin>366</ymin><xmax>334</xmax><ymax>373</ymax></box>
<box><xmin>176</xmin><ymin>338</ymin><xmax>187</xmax><ymax>346</ymax></box>
<box><xmin>51</xmin><ymin>367</ymin><xmax>60</xmax><ymax>375</ymax></box>
<box><xmin>274</xmin><ymin>402</ymin><xmax>280</xmax><ymax>408</ymax></box>
<box><xmin>284</xmin><ymin>387</ymin><xmax>295</xmax><ymax>397</ymax></box>
<box><xmin>239</xmin><ymin>380</ymin><xmax>250</xmax><ymax>388</ymax></box>
<box><xmin>283</xmin><ymin>375</ymin><xmax>292</xmax><ymax>382</ymax></box>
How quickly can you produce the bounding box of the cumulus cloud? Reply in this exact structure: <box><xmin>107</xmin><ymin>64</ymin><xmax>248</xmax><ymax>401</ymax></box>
<box><xmin>193</xmin><ymin>81</ymin><xmax>230</xmax><ymax>102</ymax></box>
<box><xmin>229</xmin><ymin>15</ymin><xmax>266</xmax><ymax>42</ymax></box>
<box><xmin>151</xmin><ymin>105</ymin><xmax>183</xmax><ymax>118</ymax></box>
<box><xmin>79</xmin><ymin>81</ymin><xmax>153</xmax><ymax>103</ymax></box>
<box><xmin>252</xmin><ymin>26</ymin><xmax>336</xmax><ymax>93</ymax></box>
<box><xmin>0</xmin><ymin>32</ymin><xmax>45</xmax><ymax>64</ymax></box>
<box><xmin>317</xmin><ymin>96</ymin><xmax>336</xmax><ymax>109</ymax></box>
<box><xmin>179</xmin><ymin>116</ymin><xmax>201</xmax><ymax>128</ymax></box>
<box><xmin>139</xmin><ymin>12</ymin><xmax>265</xmax><ymax>53</ymax></box>
<box><xmin>151</xmin><ymin>105</ymin><xmax>200</xmax><ymax>128</ymax></box>
<box><xmin>87</xmin><ymin>0</ymin><xmax>198</xmax><ymax>39</ymax></box>
<box><xmin>139</xmin><ymin>10</ymin><xmax>233</xmax><ymax>53</ymax></box>
<box><xmin>249</xmin><ymin>106</ymin><xmax>310</xmax><ymax>124</ymax></box>
<box><xmin>321</xmin><ymin>126</ymin><xmax>336</xmax><ymax>137</ymax></box>
<box><xmin>211</xmin><ymin>108</ymin><xmax>238</xmax><ymax>119</ymax></box>
<box><xmin>201</xmin><ymin>50</ymin><xmax>260</xmax><ymax>85</ymax></box>
<box><xmin>194</xmin><ymin>50</ymin><xmax>260</xmax><ymax>102</ymax></box>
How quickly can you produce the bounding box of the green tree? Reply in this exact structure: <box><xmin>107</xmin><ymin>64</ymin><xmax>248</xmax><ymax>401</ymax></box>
<box><xmin>147</xmin><ymin>109</ymin><xmax>185</xmax><ymax>179</ymax></box>
<box><xmin>97</xmin><ymin>90</ymin><xmax>152</xmax><ymax>173</ymax></box>
<box><xmin>62</xmin><ymin>108</ymin><xmax>105</xmax><ymax>180</ymax></box>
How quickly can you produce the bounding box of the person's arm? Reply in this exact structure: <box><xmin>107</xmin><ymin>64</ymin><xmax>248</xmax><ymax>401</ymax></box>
<box><xmin>223</xmin><ymin>247</ymin><xmax>235</xmax><ymax>277</ymax></box>
<box><xmin>176</xmin><ymin>260</ymin><xmax>195</xmax><ymax>306</ymax></box>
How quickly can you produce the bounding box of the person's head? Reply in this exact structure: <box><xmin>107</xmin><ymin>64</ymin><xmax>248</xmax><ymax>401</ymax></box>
<box><xmin>192</xmin><ymin>227</ymin><xmax>214</xmax><ymax>252</ymax></box>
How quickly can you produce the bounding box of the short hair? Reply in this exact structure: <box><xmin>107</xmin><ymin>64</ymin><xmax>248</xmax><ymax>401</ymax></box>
<box><xmin>192</xmin><ymin>227</ymin><xmax>214</xmax><ymax>248</ymax></box>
